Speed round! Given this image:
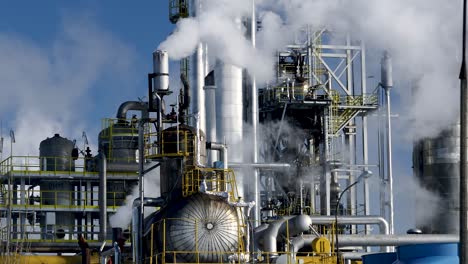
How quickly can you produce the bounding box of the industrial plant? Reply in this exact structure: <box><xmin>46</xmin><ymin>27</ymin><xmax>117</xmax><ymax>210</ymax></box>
<box><xmin>0</xmin><ymin>1</ymin><xmax>463</xmax><ymax>263</ymax></box>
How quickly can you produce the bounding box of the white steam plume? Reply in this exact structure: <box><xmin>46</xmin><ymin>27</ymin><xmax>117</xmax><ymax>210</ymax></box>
<box><xmin>0</xmin><ymin>14</ymin><xmax>135</xmax><ymax>156</ymax></box>
<box><xmin>160</xmin><ymin>0</ymin><xmax>461</xmax><ymax>139</ymax></box>
<box><xmin>109</xmin><ymin>167</ymin><xmax>161</xmax><ymax>228</ymax></box>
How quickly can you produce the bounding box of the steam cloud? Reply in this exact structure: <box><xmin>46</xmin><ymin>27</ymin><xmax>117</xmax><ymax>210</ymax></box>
<box><xmin>109</xmin><ymin>166</ymin><xmax>161</xmax><ymax>228</ymax></box>
<box><xmin>0</xmin><ymin>14</ymin><xmax>135</xmax><ymax>156</ymax></box>
<box><xmin>159</xmin><ymin>0</ymin><xmax>461</xmax><ymax>139</ymax></box>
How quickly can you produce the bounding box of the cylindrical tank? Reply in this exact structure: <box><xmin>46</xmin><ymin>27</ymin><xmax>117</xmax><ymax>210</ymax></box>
<box><xmin>159</xmin><ymin>125</ymin><xmax>206</xmax><ymax>200</ymax></box>
<box><xmin>98</xmin><ymin>121</ymin><xmax>138</xmax><ymax>168</ymax></box>
<box><xmin>393</xmin><ymin>243</ymin><xmax>459</xmax><ymax>263</ymax></box>
<box><xmin>153</xmin><ymin>50</ymin><xmax>169</xmax><ymax>91</ymax></box>
<box><xmin>39</xmin><ymin>134</ymin><xmax>75</xmax><ymax>171</ymax></box>
<box><xmin>154</xmin><ymin>194</ymin><xmax>241</xmax><ymax>263</ymax></box>
<box><xmin>362</xmin><ymin>252</ymin><xmax>397</xmax><ymax>264</ymax></box>
<box><xmin>413</xmin><ymin>123</ymin><xmax>460</xmax><ymax>234</ymax></box>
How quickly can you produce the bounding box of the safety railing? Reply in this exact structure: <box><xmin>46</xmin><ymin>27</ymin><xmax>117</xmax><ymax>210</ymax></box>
<box><xmin>1</xmin><ymin>224</ymin><xmax>119</xmax><ymax>243</ymax></box>
<box><xmin>100</xmin><ymin>118</ymin><xmax>142</xmax><ymax>162</ymax></box>
<box><xmin>2</xmin><ymin>189</ymin><xmax>126</xmax><ymax>210</ymax></box>
<box><xmin>144</xmin><ymin>130</ymin><xmax>193</xmax><ymax>159</ymax></box>
<box><xmin>0</xmin><ymin>155</ymin><xmax>138</xmax><ymax>177</ymax></box>
<box><xmin>182</xmin><ymin>168</ymin><xmax>239</xmax><ymax>199</ymax></box>
<box><xmin>146</xmin><ymin>217</ymin><xmax>245</xmax><ymax>264</ymax></box>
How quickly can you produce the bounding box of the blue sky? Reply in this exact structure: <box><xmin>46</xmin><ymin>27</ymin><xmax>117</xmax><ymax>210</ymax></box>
<box><xmin>0</xmin><ymin>1</ymin><xmax>177</xmax><ymax>154</ymax></box>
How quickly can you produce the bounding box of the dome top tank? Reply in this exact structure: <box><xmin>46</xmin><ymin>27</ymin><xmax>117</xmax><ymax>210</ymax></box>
<box><xmin>39</xmin><ymin>133</ymin><xmax>75</xmax><ymax>171</ymax></box>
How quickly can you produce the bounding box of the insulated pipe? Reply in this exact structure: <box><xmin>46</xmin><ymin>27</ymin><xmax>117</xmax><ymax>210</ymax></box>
<box><xmin>229</xmin><ymin>163</ymin><xmax>291</xmax><ymax>170</ymax></box>
<box><xmin>255</xmin><ymin>215</ymin><xmax>312</xmax><ymax>255</ymax></box>
<box><xmin>204</xmin><ymin>85</ymin><xmax>217</xmax><ymax>164</ymax></box>
<box><xmin>291</xmin><ymin>234</ymin><xmax>458</xmax><ymax>255</ymax></box>
<box><xmin>289</xmin><ymin>215</ymin><xmax>390</xmax><ymax>254</ymax></box>
<box><xmin>381</xmin><ymin>51</ymin><xmax>394</xmax><ymax>234</ymax></box>
<box><xmin>116</xmin><ymin>101</ymin><xmax>149</xmax><ymax>120</ymax></box>
<box><xmin>132</xmin><ymin>197</ymin><xmax>165</xmax><ymax>263</ymax></box>
<box><xmin>310</xmin><ymin>215</ymin><xmax>389</xmax><ymax>235</ymax></box>
<box><xmin>98</xmin><ymin>151</ymin><xmax>107</xmax><ymax>242</ymax></box>
<box><xmin>336</xmin><ymin>234</ymin><xmax>458</xmax><ymax>246</ymax></box>
<box><xmin>206</xmin><ymin>142</ymin><xmax>227</xmax><ymax>169</ymax></box>
<box><xmin>153</xmin><ymin>50</ymin><xmax>169</xmax><ymax>91</ymax></box>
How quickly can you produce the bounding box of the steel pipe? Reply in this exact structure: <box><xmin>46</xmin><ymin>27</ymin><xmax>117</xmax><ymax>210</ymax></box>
<box><xmin>229</xmin><ymin>163</ymin><xmax>291</xmax><ymax>169</ymax></box>
<box><xmin>98</xmin><ymin>151</ymin><xmax>107</xmax><ymax>242</ymax></box>
<box><xmin>206</xmin><ymin>142</ymin><xmax>228</xmax><ymax>169</ymax></box>
<box><xmin>116</xmin><ymin>101</ymin><xmax>149</xmax><ymax>120</ymax></box>
<box><xmin>132</xmin><ymin>197</ymin><xmax>165</xmax><ymax>263</ymax></box>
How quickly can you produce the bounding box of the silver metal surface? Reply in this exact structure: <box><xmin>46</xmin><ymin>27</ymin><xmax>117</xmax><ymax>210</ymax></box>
<box><xmin>255</xmin><ymin>215</ymin><xmax>312</xmax><ymax>255</ymax></box>
<box><xmin>204</xmin><ymin>85</ymin><xmax>218</xmax><ymax>164</ymax></box>
<box><xmin>116</xmin><ymin>101</ymin><xmax>149</xmax><ymax>120</ymax></box>
<box><xmin>164</xmin><ymin>194</ymin><xmax>240</xmax><ymax>263</ymax></box>
<box><xmin>381</xmin><ymin>51</ymin><xmax>394</xmax><ymax>234</ymax></box>
<box><xmin>153</xmin><ymin>50</ymin><xmax>169</xmax><ymax>91</ymax></box>
<box><xmin>215</xmin><ymin>62</ymin><xmax>244</xmax><ymax>196</ymax></box>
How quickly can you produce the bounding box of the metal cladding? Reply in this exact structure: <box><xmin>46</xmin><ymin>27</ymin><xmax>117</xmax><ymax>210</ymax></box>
<box><xmin>98</xmin><ymin>122</ymin><xmax>138</xmax><ymax>166</ymax></box>
<box><xmin>160</xmin><ymin>194</ymin><xmax>240</xmax><ymax>263</ymax></box>
<box><xmin>381</xmin><ymin>51</ymin><xmax>393</xmax><ymax>88</ymax></box>
<box><xmin>413</xmin><ymin>123</ymin><xmax>460</xmax><ymax>234</ymax></box>
<box><xmin>153</xmin><ymin>50</ymin><xmax>169</xmax><ymax>91</ymax></box>
<box><xmin>190</xmin><ymin>43</ymin><xmax>206</xmax><ymax>134</ymax></box>
<box><xmin>39</xmin><ymin>134</ymin><xmax>75</xmax><ymax>171</ymax></box>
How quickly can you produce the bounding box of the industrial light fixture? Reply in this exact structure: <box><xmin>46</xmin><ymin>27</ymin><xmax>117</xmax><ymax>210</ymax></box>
<box><xmin>334</xmin><ymin>170</ymin><xmax>373</xmax><ymax>262</ymax></box>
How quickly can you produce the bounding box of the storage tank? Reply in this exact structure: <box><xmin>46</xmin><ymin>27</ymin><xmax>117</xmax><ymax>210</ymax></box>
<box><xmin>39</xmin><ymin>133</ymin><xmax>75</xmax><ymax>171</ymax></box>
<box><xmin>98</xmin><ymin>120</ymin><xmax>138</xmax><ymax>168</ymax></box>
<box><xmin>393</xmin><ymin>243</ymin><xmax>459</xmax><ymax>263</ymax></box>
<box><xmin>362</xmin><ymin>252</ymin><xmax>397</xmax><ymax>264</ymax></box>
<box><xmin>413</xmin><ymin>123</ymin><xmax>460</xmax><ymax>234</ymax></box>
<box><xmin>39</xmin><ymin>134</ymin><xmax>75</xmax><ymax>239</ymax></box>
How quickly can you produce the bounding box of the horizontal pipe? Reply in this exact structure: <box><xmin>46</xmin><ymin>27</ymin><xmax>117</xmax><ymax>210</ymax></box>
<box><xmin>229</xmin><ymin>163</ymin><xmax>291</xmax><ymax>169</ymax></box>
<box><xmin>337</xmin><ymin>234</ymin><xmax>458</xmax><ymax>246</ymax></box>
<box><xmin>310</xmin><ymin>215</ymin><xmax>389</xmax><ymax>235</ymax></box>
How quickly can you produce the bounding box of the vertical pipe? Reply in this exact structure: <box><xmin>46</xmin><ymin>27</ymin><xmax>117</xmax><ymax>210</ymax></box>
<box><xmin>98</xmin><ymin>151</ymin><xmax>107</xmax><ymax>242</ymax></box>
<box><xmin>460</xmin><ymin>0</ymin><xmax>468</xmax><ymax>260</ymax></box>
<box><xmin>360</xmin><ymin>41</ymin><xmax>370</xmax><ymax>240</ymax></box>
<box><xmin>205</xmin><ymin>85</ymin><xmax>218</xmax><ymax>164</ymax></box>
<box><xmin>138</xmin><ymin>121</ymin><xmax>145</xmax><ymax>263</ymax></box>
<box><xmin>20</xmin><ymin>178</ymin><xmax>25</xmax><ymax>239</ymax></box>
<box><xmin>381</xmin><ymin>51</ymin><xmax>394</xmax><ymax>234</ymax></box>
<box><xmin>250</xmin><ymin>0</ymin><xmax>260</xmax><ymax>227</ymax></box>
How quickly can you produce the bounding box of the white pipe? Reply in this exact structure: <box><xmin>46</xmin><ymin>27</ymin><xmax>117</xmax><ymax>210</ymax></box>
<box><xmin>381</xmin><ymin>51</ymin><xmax>394</xmax><ymax>234</ymax></box>
<box><xmin>206</xmin><ymin>142</ymin><xmax>227</xmax><ymax>169</ymax></box>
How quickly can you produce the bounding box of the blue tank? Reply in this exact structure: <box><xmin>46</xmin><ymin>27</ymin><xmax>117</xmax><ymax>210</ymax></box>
<box><xmin>362</xmin><ymin>252</ymin><xmax>397</xmax><ymax>264</ymax></box>
<box><xmin>393</xmin><ymin>243</ymin><xmax>459</xmax><ymax>264</ymax></box>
